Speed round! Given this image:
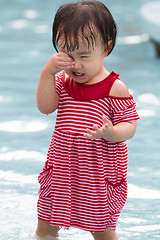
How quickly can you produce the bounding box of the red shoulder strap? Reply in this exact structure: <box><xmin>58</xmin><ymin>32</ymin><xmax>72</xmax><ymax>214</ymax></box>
<box><xmin>63</xmin><ymin>71</ymin><xmax>120</xmax><ymax>100</ymax></box>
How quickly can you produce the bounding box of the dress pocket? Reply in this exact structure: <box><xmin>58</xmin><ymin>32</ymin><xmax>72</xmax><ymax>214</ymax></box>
<box><xmin>106</xmin><ymin>178</ymin><xmax>127</xmax><ymax>215</ymax></box>
<box><xmin>38</xmin><ymin>161</ymin><xmax>53</xmax><ymax>198</ymax></box>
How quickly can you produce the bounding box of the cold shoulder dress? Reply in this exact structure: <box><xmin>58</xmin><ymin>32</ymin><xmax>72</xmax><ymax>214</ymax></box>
<box><xmin>37</xmin><ymin>71</ymin><xmax>139</xmax><ymax>232</ymax></box>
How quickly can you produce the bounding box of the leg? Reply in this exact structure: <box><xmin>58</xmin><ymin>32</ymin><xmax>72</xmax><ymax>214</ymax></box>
<box><xmin>91</xmin><ymin>228</ymin><xmax>118</xmax><ymax>240</ymax></box>
<box><xmin>36</xmin><ymin>219</ymin><xmax>60</xmax><ymax>239</ymax></box>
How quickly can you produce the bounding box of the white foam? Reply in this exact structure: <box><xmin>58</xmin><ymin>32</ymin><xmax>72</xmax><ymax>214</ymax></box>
<box><xmin>126</xmin><ymin>224</ymin><xmax>160</xmax><ymax>232</ymax></box>
<box><xmin>0</xmin><ymin>147</ymin><xmax>8</xmax><ymax>152</ymax></box>
<box><xmin>34</xmin><ymin>25</ymin><xmax>49</xmax><ymax>34</ymax></box>
<box><xmin>137</xmin><ymin>93</ymin><xmax>160</xmax><ymax>117</ymax></box>
<box><xmin>0</xmin><ymin>170</ymin><xmax>37</xmax><ymax>185</ymax></box>
<box><xmin>30</xmin><ymin>50</ymin><xmax>39</xmax><ymax>57</ymax></box>
<box><xmin>119</xmin><ymin>217</ymin><xmax>147</xmax><ymax>224</ymax></box>
<box><xmin>0</xmin><ymin>96</ymin><xmax>12</xmax><ymax>102</ymax></box>
<box><xmin>10</xmin><ymin>19</ymin><xmax>28</xmax><ymax>29</ymax></box>
<box><xmin>0</xmin><ymin>192</ymin><xmax>37</xmax><ymax>231</ymax></box>
<box><xmin>128</xmin><ymin>183</ymin><xmax>160</xmax><ymax>199</ymax></box>
<box><xmin>136</xmin><ymin>167</ymin><xmax>148</xmax><ymax>172</ymax></box>
<box><xmin>117</xmin><ymin>34</ymin><xmax>149</xmax><ymax>45</ymax></box>
<box><xmin>0</xmin><ymin>150</ymin><xmax>45</xmax><ymax>162</ymax></box>
<box><xmin>23</xmin><ymin>9</ymin><xmax>38</xmax><ymax>19</ymax></box>
<box><xmin>137</xmin><ymin>109</ymin><xmax>156</xmax><ymax>117</ymax></box>
<box><xmin>155</xmin><ymin>171</ymin><xmax>160</xmax><ymax>176</ymax></box>
<box><xmin>138</xmin><ymin>93</ymin><xmax>160</xmax><ymax>105</ymax></box>
<box><xmin>141</xmin><ymin>2</ymin><xmax>160</xmax><ymax>26</ymax></box>
<box><xmin>0</xmin><ymin>120</ymin><xmax>48</xmax><ymax>132</ymax></box>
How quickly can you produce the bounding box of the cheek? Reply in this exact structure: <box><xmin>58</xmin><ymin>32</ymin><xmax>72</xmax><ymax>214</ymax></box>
<box><xmin>85</xmin><ymin>59</ymin><xmax>97</xmax><ymax>67</ymax></box>
<box><xmin>88</xmin><ymin>59</ymin><xmax>102</xmax><ymax>69</ymax></box>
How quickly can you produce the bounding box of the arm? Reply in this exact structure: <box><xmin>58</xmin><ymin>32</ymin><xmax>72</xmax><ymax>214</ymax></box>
<box><xmin>37</xmin><ymin>53</ymin><xmax>75</xmax><ymax>114</ymax></box>
<box><xmin>84</xmin><ymin>79</ymin><xmax>137</xmax><ymax>142</ymax></box>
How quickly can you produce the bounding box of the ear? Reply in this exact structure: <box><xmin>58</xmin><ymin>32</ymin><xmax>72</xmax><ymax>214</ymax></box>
<box><xmin>104</xmin><ymin>40</ymin><xmax>113</xmax><ymax>56</ymax></box>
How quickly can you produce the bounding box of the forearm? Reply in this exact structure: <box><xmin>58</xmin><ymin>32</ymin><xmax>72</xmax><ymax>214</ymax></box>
<box><xmin>37</xmin><ymin>53</ymin><xmax>74</xmax><ymax>114</ymax></box>
<box><xmin>103</xmin><ymin>121</ymin><xmax>137</xmax><ymax>142</ymax></box>
<box><xmin>37</xmin><ymin>66</ymin><xmax>59</xmax><ymax>114</ymax></box>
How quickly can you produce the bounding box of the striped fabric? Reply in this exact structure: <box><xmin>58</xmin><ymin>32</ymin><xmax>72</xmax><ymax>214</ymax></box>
<box><xmin>37</xmin><ymin>71</ymin><xmax>139</xmax><ymax>232</ymax></box>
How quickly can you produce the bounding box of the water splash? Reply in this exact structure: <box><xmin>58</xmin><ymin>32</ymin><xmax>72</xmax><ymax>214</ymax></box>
<box><xmin>32</xmin><ymin>234</ymin><xmax>59</xmax><ymax>240</ymax></box>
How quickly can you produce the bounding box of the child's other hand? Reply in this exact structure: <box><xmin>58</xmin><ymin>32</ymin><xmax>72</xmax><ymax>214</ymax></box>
<box><xmin>84</xmin><ymin>115</ymin><xmax>114</xmax><ymax>140</ymax></box>
<box><xmin>45</xmin><ymin>52</ymin><xmax>75</xmax><ymax>75</ymax></box>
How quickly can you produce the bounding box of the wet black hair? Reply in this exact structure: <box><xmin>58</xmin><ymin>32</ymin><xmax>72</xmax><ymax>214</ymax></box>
<box><xmin>52</xmin><ymin>1</ymin><xmax>117</xmax><ymax>55</ymax></box>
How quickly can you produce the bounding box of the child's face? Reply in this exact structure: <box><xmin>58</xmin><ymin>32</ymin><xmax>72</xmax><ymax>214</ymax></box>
<box><xmin>58</xmin><ymin>33</ymin><xmax>108</xmax><ymax>85</ymax></box>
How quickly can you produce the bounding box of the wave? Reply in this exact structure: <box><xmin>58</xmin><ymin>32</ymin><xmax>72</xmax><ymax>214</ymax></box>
<box><xmin>137</xmin><ymin>93</ymin><xmax>160</xmax><ymax>117</ymax></box>
<box><xmin>0</xmin><ymin>170</ymin><xmax>37</xmax><ymax>185</ymax></box>
<box><xmin>0</xmin><ymin>150</ymin><xmax>45</xmax><ymax>162</ymax></box>
<box><xmin>126</xmin><ymin>224</ymin><xmax>160</xmax><ymax>232</ymax></box>
<box><xmin>138</xmin><ymin>93</ymin><xmax>160</xmax><ymax>106</ymax></box>
<box><xmin>128</xmin><ymin>183</ymin><xmax>160</xmax><ymax>199</ymax></box>
<box><xmin>137</xmin><ymin>109</ymin><xmax>156</xmax><ymax>117</ymax></box>
<box><xmin>0</xmin><ymin>96</ymin><xmax>12</xmax><ymax>103</ymax></box>
<box><xmin>0</xmin><ymin>120</ymin><xmax>48</xmax><ymax>132</ymax></box>
<box><xmin>117</xmin><ymin>34</ymin><xmax>149</xmax><ymax>45</ymax></box>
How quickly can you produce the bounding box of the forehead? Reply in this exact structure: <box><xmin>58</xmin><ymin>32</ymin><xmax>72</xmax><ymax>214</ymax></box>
<box><xmin>57</xmin><ymin>26</ymin><xmax>102</xmax><ymax>52</ymax></box>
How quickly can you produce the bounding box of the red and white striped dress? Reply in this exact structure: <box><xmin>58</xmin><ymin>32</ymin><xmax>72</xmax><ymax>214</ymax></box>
<box><xmin>37</xmin><ymin>71</ymin><xmax>139</xmax><ymax>232</ymax></box>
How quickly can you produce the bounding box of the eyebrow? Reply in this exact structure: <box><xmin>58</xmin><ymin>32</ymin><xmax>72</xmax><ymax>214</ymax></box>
<box><xmin>77</xmin><ymin>51</ymin><xmax>92</xmax><ymax>55</ymax></box>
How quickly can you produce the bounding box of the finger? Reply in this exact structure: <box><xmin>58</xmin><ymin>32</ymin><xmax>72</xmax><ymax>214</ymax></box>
<box><xmin>86</xmin><ymin>129</ymin><xmax>96</xmax><ymax>136</ymax></box>
<box><xmin>66</xmin><ymin>62</ymin><xmax>75</xmax><ymax>69</ymax></box>
<box><xmin>59</xmin><ymin>52</ymin><xmax>75</xmax><ymax>63</ymax></box>
<box><xmin>58</xmin><ymin>57</ymin><xmax>74</xmax><ymax>64</ymax></box>
<box><xmin>84</xmin><ymin>133</ymin><xmax>94</xmax><ymax>139</ymax></box>
<box><xmin>93</xmin><ymin>124</ymin><xmax>101</xmax><ymax>133</ymax></box>
<box><xmin>58</xmin><ymin>61</ymin><xmax>75</xmax><ymax>68</ymax></box>
<box><xmin>63</xmin><ymin>56</ymin><xmax>75</xmax><ymax>63</ymax></box>
<box><xmin>102</xmin><ymin>115</ymin><xmax>112</xmax><ymax>125</ymax></box>
<box><xmin>102</xmin><ymin>115</ymin><xmax>108</xmax><ymax>123</ymax></box>
<box><xmin>85</xmin><ymin>128</ymin><xmax>99</xmax><ymax>139</ymax></box>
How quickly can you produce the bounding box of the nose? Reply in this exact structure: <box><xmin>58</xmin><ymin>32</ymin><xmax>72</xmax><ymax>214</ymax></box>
<box><xmin>74</xmin><ymin>61</ymin><xmax>82</xmax><ymax>69</ymax></box>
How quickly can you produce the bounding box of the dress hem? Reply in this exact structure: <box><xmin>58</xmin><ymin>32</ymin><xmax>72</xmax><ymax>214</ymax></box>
<box><xmin>37</xmin><ymin>217</ymin><xmax>117</xmax><ymax>232</ymax></box>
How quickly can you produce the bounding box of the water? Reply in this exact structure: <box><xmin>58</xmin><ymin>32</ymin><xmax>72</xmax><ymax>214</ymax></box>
<box><xmin>0</xmin><ymin>0</ymin><xmax>160</xmax><ymax>239</ymax></box>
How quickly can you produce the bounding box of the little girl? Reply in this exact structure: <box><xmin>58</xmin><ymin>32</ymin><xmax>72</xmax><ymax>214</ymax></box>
<box><xmin>35</xmin><ymin>1</ymin><xmax>139</xmax><ymax>240</ymax></box>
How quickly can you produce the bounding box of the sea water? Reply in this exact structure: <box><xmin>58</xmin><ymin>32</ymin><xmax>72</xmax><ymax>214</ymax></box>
<box><xmin>0</xmin><ymin>0</ymin><xmax>160</xmax><ymax>239</ymax></box>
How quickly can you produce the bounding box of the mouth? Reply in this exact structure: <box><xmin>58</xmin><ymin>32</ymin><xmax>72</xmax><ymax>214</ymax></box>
<box><xmin>72</xmin><ymin>71</ymin><xmax>85</xmax><ymax>79</ymax></box>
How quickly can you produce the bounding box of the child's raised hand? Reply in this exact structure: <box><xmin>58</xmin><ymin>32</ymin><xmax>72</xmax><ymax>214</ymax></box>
<box><xmin>84</xmin><ymin>115</ymin><xmax>114</xmax><ymax>140</ymax></box>
<box><xmin>45</xmin><ymin>52</ymin><xmax>75</xmax><ymax>75</ymax></box>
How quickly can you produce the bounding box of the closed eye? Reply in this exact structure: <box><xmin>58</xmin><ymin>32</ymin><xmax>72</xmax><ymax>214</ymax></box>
<box><xmin>81</xmin><ymin>55</ymin><xmax>89</xmax><ymax>59</ymax></box>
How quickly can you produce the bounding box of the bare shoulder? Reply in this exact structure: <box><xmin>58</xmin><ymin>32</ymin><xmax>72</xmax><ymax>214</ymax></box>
<box><xmin>109</xmin><ymin>79</ymin><xmax>130</xmax><ymax>97</ymax></box>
